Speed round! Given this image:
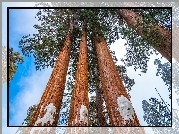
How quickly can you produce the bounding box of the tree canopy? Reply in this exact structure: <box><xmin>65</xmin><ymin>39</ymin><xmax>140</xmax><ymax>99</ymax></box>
<box><xmin>17</xmin><ymin>8</ymin><xmax>171</xmax><ymax>127</ymax></box>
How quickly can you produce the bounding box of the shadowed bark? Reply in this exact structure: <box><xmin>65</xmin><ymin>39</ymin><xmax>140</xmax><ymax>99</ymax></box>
<box><xmin>96</xmin><ymin>82</ymin><xmax>108</xmax><ymax>126</ymax></box>
<box><xmin>29</xmin><ymin>23</ymin><xmax>73</xmax><ymax>126</ymax></box>
<box><xmin>94</xmin><ymin>35</ymin><xmax>140</xmax><ymax>126</ymax></box>
<box><xmin>117</xmin><ymin>9</ymin><xmax>171</xmax><ymax>63</ymax></box>
<box><xmin>68</xmin><ymin>21</ymin><xmax>90</xmax><ymax>126</ymax></box>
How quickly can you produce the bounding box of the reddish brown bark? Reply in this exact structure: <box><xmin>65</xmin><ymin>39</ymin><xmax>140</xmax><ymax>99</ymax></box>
<box><xmin>68</xmin><ymin>22</ymin><xmax>90</xmax><ymax>126</ymax></box>
<box><xmin>29</xmin><ymin>24</ymin><xmax>73</xmax><ymax>126</ymax></box>
<box><xmin>94</xmin><ymin>35</ymin><xmax>140</xmax><ymax>126</ymax></box>
<box><xmin>117</xmin><ymin>9</ymin><xmax>171</xmax><ymax>62</ymax></box>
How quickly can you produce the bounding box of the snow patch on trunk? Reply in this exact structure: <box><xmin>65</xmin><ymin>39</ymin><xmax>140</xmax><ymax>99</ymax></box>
<box><xmin>117</xmin><ymin>95</ymin><xmax>135</xmax><ymax>124</ymax></box>
<box><xmin>34</xmin><ymin>103</ymin><xmax>56</xmax><ymax>126</ymax></box>
<box><xmin>80</xmin><ymin>105</ymin><xmax>88</xmax><ymax>124</ymax></box>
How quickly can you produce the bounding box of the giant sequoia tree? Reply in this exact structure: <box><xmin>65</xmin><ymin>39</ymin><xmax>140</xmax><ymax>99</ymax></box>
<box><xmin>68</xmin><ymin>21</ymin><xmax>90</xmax><ymax>126</ymax></box>
<box><xmin>29</xmin><ymin>22</ymin><xmax>74</xmax><ymax>126</ymax></box>
<box><xmin>17</xmin><ymin>8</ymin><xmax>171</xmax><ymax>129</ymax></box>
<box><xmin>117</xmin><ymin>9</ymin><xmax>171</xmax><ymax>62</ymax></box>
<box><xmin>113</xmin><ymin>8</ymin><xmax>171</xmax><ymax>74</ymax></box>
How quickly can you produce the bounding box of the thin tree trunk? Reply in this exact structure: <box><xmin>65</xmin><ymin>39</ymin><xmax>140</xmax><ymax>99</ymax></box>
<box><xmin>96</xmin><ymin>81</ymin><xmax>108</xmax><ymax>126</ymax></box>
<box><xmin>93</xmin><ymin>64</ymin><xmax>108</xmax><ymax>126</ymax></box>
<box><xmin>117</xmin><ymin>9</ymin><xmax>171</xmax><ymax>63</ymax></box>
<box><xmin>94</xmin><ymin>35</ymin><xmax>140</xmax><ymax>126</ymax></box>
<box><xmin>68</xmin><ymin>21</ymin><xmax>90</xmax><ymax>126</ymax></box>
<box><xmin>29</xmin><ymin>23</ymin><xmax>73</xmax><ymax>126</ymax></box>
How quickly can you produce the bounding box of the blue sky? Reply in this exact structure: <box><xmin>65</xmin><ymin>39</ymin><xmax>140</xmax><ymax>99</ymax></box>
<box><xmin>2</xmin><ymin>2</ymin><xmax>179</xmax><ymax>134</ymax></box>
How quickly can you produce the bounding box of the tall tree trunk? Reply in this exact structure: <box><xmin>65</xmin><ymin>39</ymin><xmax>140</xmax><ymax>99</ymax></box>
<box><xmin>117</xmin><ymin>9</ymin><xmax>171</xmax><ymax>63</ymax></box>
<box><xmin>94</xmin><ymin>35</ymin><xmax>140</xmax><ymax>126</ymax></box>
<box><xmin>93</xmin><ymin>63</ymin><xmax>108</xmax><ymax>126</ymax></box>
<box><xmin>68</xmin><ymin>21</ymin><xmax>90</xmax><ymax>126</ymax></box>
<box><xmin>96</xmin><ymin>81</ymin><xmax>108</xmax><ymax>126</ymax></box>
<box><xmin>29</xmin><ymin>23</ymin><xmax>73</xmax><ymax>126</ymax></box>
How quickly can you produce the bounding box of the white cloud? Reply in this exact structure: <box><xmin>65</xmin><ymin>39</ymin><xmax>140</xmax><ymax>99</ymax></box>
<box><xmin>9</xmin><ymin>67</ymin><xmax>53</xmax><ymax>126</ymax></box>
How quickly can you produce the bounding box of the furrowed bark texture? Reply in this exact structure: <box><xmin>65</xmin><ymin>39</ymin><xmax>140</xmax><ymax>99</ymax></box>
<box><xmin>117</xmin><ymin>9</ymin><xmax>171</xmax><ymax>63</ymax></box>
<box><xmin>30</xmin><ymin>24</ymin><xmax>73</xmax><ymax>126</ymax></box>
<box><xmin>94</xmin><ymin>36</ymin><xmax>140</xmax><ymax>126</ymax></box>
<box><xmin>68</xmin><ymin>22</ymin><xmax>90</xmax><ymax>126</ymax></box>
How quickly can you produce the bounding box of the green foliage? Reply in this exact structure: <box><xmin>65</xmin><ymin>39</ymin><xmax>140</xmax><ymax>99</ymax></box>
<box><xmin>142</xmin><ymin>97</ymin><xmax>171</xmax><ymax>126</ymax></box>
<box><xmin>139</xmin><ymin>9</ymin><xmax>171</xmax><ymax>31</ymax></box>
<box><xmin>118</xmin><ymin>8</ymin><xmax>171</xmax><ymax>73</ymax></box>
<box><xmin>116</xmin><ymin>65</ymin><xmax>135</xmax><ymax>97</ymax></box>
<box><xmin>154</xmin><ymin>58</ymin><xmax>171</xmax><ymax>99</ymax></box>
<box><xmin>9</xmin><ymin>48</ymin><xmax>24</xmax><ymax>84</ymax></box>
<box><xmin>22</xmin><ymin>104</ymin><xmax>38</xmax><ymax>126</ymax></box>
<box><xmin>19</xmin><ymin>9</ymin><xmax>72</xmax><ymax>71</ymax></box>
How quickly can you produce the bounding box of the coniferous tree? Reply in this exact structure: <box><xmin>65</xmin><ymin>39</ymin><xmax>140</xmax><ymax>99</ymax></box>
<box><xmin>68</xmin><ymin>21</ymin><xmax>90</xmax><ymax>126</ymax></box>
<box><xmin>154</xmin><ymin>59</ymin><xmax>171</xmax><ymax>99</ymax></box>
<box><xmin>94</xmin><ymin>34</ymin><xmax>140</xmax><ymax>126</ymax></box>
<box><xmin>117</xmin><ymin>9</ymin><xmax>171</xmax><ymax>62</ymax></box>
<box><xmin>9</xmin><ymin>47</ymin><xmax>24</xmax><ymax>84</ymax></box>
<box><xmin>29</xmin><ymin>22</ymin><xmax>74</xmax><ymax>126</ymax></box>
<box><xmin>142</xmin><ymin>97</ymin><xmax>171</xmax><ymax>126</ymax></box>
